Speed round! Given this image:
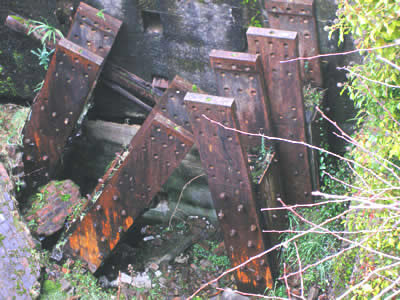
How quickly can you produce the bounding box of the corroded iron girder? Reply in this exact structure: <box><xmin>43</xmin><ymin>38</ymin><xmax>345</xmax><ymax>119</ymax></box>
<box><xmin>185</xmin><ymin>93</ymin><xmax>274</xmax><ymax>292</ymax></box>
<box><xmin>247</xmin><ymin>27</ymin><xmax>313</xmax><ymax>204</ymax></box>
<box><xmin>265</xmin><ymin>0</ymin><xmax>322</xmax><ymax>86</ymax></box>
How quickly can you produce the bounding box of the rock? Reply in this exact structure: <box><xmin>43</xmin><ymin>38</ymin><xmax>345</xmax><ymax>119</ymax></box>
<box><xmin>174</xmin><ymin>253</ymin><xmax>189</xmax><ymax>264</ymax></box>
<box><xmin>308</xmin><ymin>285</ymin><xmax>320</xmax><ymax>300</ymax></box>
<box><xmin>215</xmin><ymin>288</ymin><xmax>250</xmax><ymax>300</ymax></box>
<box><xmin>0</xmin><ymin>163</ymin><xmax>41</xmax><ymax>299</ymax></box>
<box><xmin>24</xmin><ymin>179</ymin><xmax>88</xmax><ymax>236</ymax></box>
<box><xmin>148</xmin><ymin>262</ymin><xmax>159</xmax><ymax>271</ymax></box>
<box><xmin>132</xmin><ymin>273</ymin><xmax>152</xmax><ymax>289</ymax></box>
<box><xmin>154</xmin><ymin>270</ymin><xmax>162</xmax><ymax>278</ymax></box>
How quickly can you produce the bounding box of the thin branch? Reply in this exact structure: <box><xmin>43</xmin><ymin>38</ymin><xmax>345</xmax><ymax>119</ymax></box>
<box><xmin>280</xmin><ymin>40</ymin><xmax>400</xmax><ymax>63</ymax></box>
<box><xmin>168</xmin><ymin>174</ymin><xmax>206</xmax><ymax>228</ymax></box>
<box><xmin>337</xmin><ymin>66</ymin><xmax>400</xmax><ymax>89</ymax></box>
<box><xmin>377</xmin><ymin>55</ymin><xmax>400</xmax><ymax>72</ymax></box>
<box><xmin>293</xmin><ymin>243</ymin><xmax>305</xmax><ymax>300</ymax></box>
<box><xmin>202</xmin><ymin>114</ymin><xmax>393</xmax><ymax>186</ymax></box>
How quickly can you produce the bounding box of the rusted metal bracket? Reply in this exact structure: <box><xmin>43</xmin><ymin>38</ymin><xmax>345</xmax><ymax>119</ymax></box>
<box><xmin>209</xmin><ymin>50</ymin><xmax>273</xmax><ymax>150</ymax></box>
<box><xmin>247</xmin><ymin>27</ymin><xmax>313</xmax><ymax>204</ymax></box>
<box><xmin>184</xmin><ymin>93</ymin><xmax>273</xmax><ymax>292</ymax></box>
<box><xmin>265</xmin><ymin>0</ymin><xmax>322</xmax><ymax>86</ymax></box>
<box><xmin>64</xmin><ymin>76</ymin><xmax>196</xmax><ymax>272</ymax></box>
<box><xmin>23</xmin><ymin>3</ymin><xmax>122</xmax><ymax>189</ymax></box>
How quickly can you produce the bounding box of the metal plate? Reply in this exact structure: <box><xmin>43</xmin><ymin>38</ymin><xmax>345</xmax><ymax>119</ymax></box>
<box><xmin>23</xmin><ymin>39</ymin><xmax>104</xmax><ymax>188</ymax></box>
<box><xmin>266</xmin><ymin>0</ymin><xmax>322</xmax><ymax>86</ymax></box>
<box><xmin>209</xmin><ymin>50</ymin><xmax>273</xmax><ymax>151</ymax></box>
<box><xmin>64</xmin><ymin>77</ymin><xmax>196</xmax><ymax>272</ymax></box>
<box><xmin>184</xmin><ymin>93</ymin><xmax>273</xmax><ymax>292</ymax></box>
<box><xmin>247</xmin><ymin>27</ymin><xmax>313</xmax><ymax>204</ymax></box>
<box><xmin>68</xmin><ymin>2</ymin><xmax>122</xmax><ymax>58</ymax></box>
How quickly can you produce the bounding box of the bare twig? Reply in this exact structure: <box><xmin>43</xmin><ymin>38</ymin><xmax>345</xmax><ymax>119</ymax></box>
<box><xmin>376</xmin><ymin>55</ymin><xmax>400</xmax><ymax>72</ymax></box>
<box><xmin>168</xmin><ymin>174</ymin><xmax>205</xmax><ymax>228</ymax></box>
<box><xmin>280</xmin><ymin>40</ymin><xmax>400</xmax><ymax>63</ymax></box>
<box><xmin>337</xmin><ymin>66</ymin><xmax>400</xmax><ymax>89</ymax></box>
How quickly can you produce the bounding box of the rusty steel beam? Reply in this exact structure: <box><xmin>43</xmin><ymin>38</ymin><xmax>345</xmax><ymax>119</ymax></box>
<box><xmin>5</xmin><ymin>13</ymin><xmax>162</xmax><ymax>105</ymax></box>
<box><xmin>22</xmin><ymin>3</ymin><xmax>122</xmax><ymax>189</ymax></box>
<box><xmin>265</xmin><ymin>0</ymin><xmax>322</xmax><ymax>86</ymax></box>
<box><xmin>209</xmin><ymin>50</ymin><xmax>273</xmax><ymax>151</ymax></box>
<box><xmin>184</xmin><ymin>93</ymin><xmax>273</xmax><ymax>292</ymax></box>
<box><xmin>247</xmin><ymin>27</ymin><xmax>313</xmax><ymax>204</ymax></box>
<box><xmin>64</xmin><ymin>76</ymin><xmax>196</xmax><ymax>272</ymax></box>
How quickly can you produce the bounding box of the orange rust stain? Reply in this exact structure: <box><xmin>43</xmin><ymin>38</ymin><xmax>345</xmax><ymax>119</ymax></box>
<box><xmin>33</xmin><ymin>132</ymin><xmax>41</xmax><ymax>153</ymax></box>
<box><xmin>125</xmin><ymin>216</ymin><xmax>134</xmax><ymax>229</ymax></box>
<box><xmin>69</xmin><ymin>213</ymin><xmax>101</xmax><ymax>269</ymax></box>
<box><xmin>208</xmin><ymin>144</ymin><xmax>213</xmax><ymax>153</ymax></box>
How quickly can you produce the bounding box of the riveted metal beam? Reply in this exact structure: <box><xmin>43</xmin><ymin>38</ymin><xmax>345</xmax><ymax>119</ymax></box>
<box><xmin>64</xmin><ymin>77</ymin><xmax>195</xmax><ymax>272</ymax></box>
<box><xmin>209</xmin><ymin>50</ymin><xmax>273</xmax><ymax>151</ymax></box>
<box><xmin>23</xmin><ymin>3</ymin><xmax>122</xmax><ymax>189</ymax></box>
<box><xmin>184</xmin><ymin>93</ymin><xmax>273</xmax><ymax>292</ymax></box>
<box><xmin>247</xmin><ymin>27</ymin><xmax>313</xmax><ymax>204</ymax></box>
<box><xmin>265</xmin><ymin>0</ymin><xmax>322</xmax><ymax>86</ymax></box>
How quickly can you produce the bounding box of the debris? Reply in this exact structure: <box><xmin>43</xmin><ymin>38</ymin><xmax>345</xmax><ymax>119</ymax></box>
<box><xmin>24</xmin><ymin>180</ymin><xmax>88</xmax><ymax>237</ymax></box>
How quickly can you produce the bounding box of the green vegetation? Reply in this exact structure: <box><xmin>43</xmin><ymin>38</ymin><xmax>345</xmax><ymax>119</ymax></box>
<box><xmin>192</xmin><ymin>241</ymin><xmax>231</xmax><ymax>271</ymax></box>
<box><xmin>31</xmin><ymin>45</ymin><xmax>54</xmax><ymax>70</ymax></box>
<box><xmin>28</xmin><ymin>19</ymin><xmax>64</xmax><ymax>45</ymax></box>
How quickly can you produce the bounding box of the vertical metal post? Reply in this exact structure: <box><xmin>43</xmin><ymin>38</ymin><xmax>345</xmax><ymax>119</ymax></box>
<box><xmin>185</xmin><ymin>93</ymin><xmax>273</xmax><ymax>292</ymax></box>
<box><xmin>209</xmin><ymin>50</ymin><xmax>272</xmax><ymax>150</ymax></box>
<box><xmin>265</xmin><ymin>0</ymin><xmax>322</xmax><ymax>86</ymax></box>
<box><xmin>247</xmin><ymin>27</ymin><xmax>313</xmax><ymax>204</ymax></box>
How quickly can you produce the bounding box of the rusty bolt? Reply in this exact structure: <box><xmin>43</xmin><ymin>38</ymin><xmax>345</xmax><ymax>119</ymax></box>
<box><xmin>259</xmin><ymin>259</ymin><xmax>266</xmax><ymax>266</ymax></box>
<box><xmin>229</xmin><ymin>229</ymin><xmax>237</xmax><ymax>237</ymax></box>
<box><xmin>229</xmin><ymin>245</ymin><xmax>234</xmax><ymax>252</ymax></box>
<box><xmin>112</xmin><ymin>195</ymin><xmax>118</xmax><ymax>201</ymax></box>
<box><xmin>256</xmin><ymin>275</ymin><xmax>263</xmax><ymax>282</ymax></box>
<box><xmin>96</xmin><ymin>205</ymin><xmax>102</xmax><ymax>211</ymax></box>
<box><xmin>217</xmin><ymin>210</ymin><xmax>224</xmax><ymax>220</ymax></box>
<box><xmin>237</xmin><ymin>204</ymin><xmax>244</xmax><ymax>213</ymax></box>
<box><xmin>26</xmin><ymin>155</ymin><xmax>32</xmax><ymax>161</ymax></box>
<box><xmin>247</xmin><ymin>241</ymin><xmax>255</xmax><ymax>248</ymax></box>
<box><xmin>42</xmin><ymin>155</ymin><xmax>48</xmax><ymax>161</ymax></box>
<box><xmin>294</xmin><ymin>170</ymin><xmax>299</xmax><ymax>176</ymax></box>
<box><xmin>250</xmin><ymin>224</ymin><xmax>258</xmax><ymax>232</ymax></box>
<box><xmin>121</xmin><ymin>210</ymin><xmax>127</xmax><ymax>216</ymax></box>
<box><xmin>101</xmin><ymin>236</ymin><xmax>106</xmax><ymax>242</ymax></box>
<box><xmin>299</xmin><ymin>152</ymin><xmax>304</xmax><ymax>158</ymax></box>
<box><xmin>52</xmin><ymin>112</ymin><xmax>57</xmax><ymax>117</ymax></box>
<box><xmin>219</xmin><ymin>192</ymin><xmax>226</xmax><ymax>200</ymax></box>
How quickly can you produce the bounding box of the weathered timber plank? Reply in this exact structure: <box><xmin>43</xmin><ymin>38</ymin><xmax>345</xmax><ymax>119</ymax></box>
<box><xmin>185</xmin><ymin>93</ymin><xmax>273</xmax><ymax>292</ymax></box>
<box><xmin>247</xmin><ymin>27</ymin><xmax>313</xmax><ymax>204</ymax></box>
<box><xmin>265</xmin><ymin>0</ymin><xmax>322</xmax><ymax>86</ymax></box>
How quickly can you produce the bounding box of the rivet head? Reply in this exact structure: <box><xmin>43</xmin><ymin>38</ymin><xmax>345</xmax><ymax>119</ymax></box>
<box><xmin>229</xmin><ymin>229</ymin><xmax>237</xmax><ymax>237</ymax></box>
<box><xmin>256</xmin><ymin>275</ymin><xmax>263</xmax><ymax>282</ymax></box>
<box><xmin>218</xmin><ymin>210</ymin><xmax>224</xmax><ymax>220</ymax></box>
<box><xmin>237</xmin><ymin>204</ymin><xmax>244</xmax><ymax>212</ymax></box>
<box><xmin>219</xmin><ymin>192</ymin><xmax>226</xmax><ymax>200</ymax></box>
<box><xmin>42</xmin><ymin>155</ymin><xmax>48</xmax><ymax>161</ymax></box>
<box><xmin>229</xmin><ymin>245</ymin><xmax>234</xmax><ymax>252</ymax></box>
<box><xmin>294</xmin><ymin>170</ymin><xmax>299</xmax><ymax>176</ymax></box>
<box><xmin>52</xmin><ymin>112</ymin><xmax>57</xmax><ymax>118</ymax></box>
<box><xmin>96</xmin><ymin>205</ymin><xmax>102</xmax><ymax>211</ymax></box>
<box><xmin>250</xmin><ymin>224</ymin><xmax>257</xmax><ymax>232</ymax></box>
<box><xmin>247</xmin><ymin>241</ymin><xmax>255</xmax><ymax>248</ymax></box>
<box><xmin>101</xmin><ymin>236</ymin><xmax>106</xmax><ymax>242</ymax></box>
<box><xmin>299</xmin><ymin>153</ymin><xmax>304</xmax><ymax>158</ymax></box>
<box><xmin>121</xmin><ymin>210</ymin><xmax>127</xmax><ymax>216</ymax></box>
<box><xmin>260</xmin><ymin>259</ymin><xmax>266</xmax><ymax>266</ymax></box>
<box><xmin>112</xmin><ymin>195</ymin><xmax>118</xmax><ymax>201</ymax></box>
<box><xmin>26</xmin><ymin>155</ymin><xmax>32</xmax><ymax>161</ymax></box>
<box><xmin>64</xmin><ymin>118</ymin><xmax>69</xmax><ymax>125</ymax></box>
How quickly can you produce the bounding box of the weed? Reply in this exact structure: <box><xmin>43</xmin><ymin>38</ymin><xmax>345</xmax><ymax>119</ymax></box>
<box><xmin>31</xmin><ymin>45</ymin><xmax>54</xmax><ymax>70</ymax></box>
<box><xmin>96</xmin><ymin>9</ymin><xmax>106</xmax><ymax>20</ymax></box>
<box><xmin>28</xmin><ymin>19</ymin><xmax>64</xmax><ymax>45</ymax></box>
<box><xmin>192</xmin><ymin>241</ymin><xmax>231</xmax><ymax>271</ymax></box>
